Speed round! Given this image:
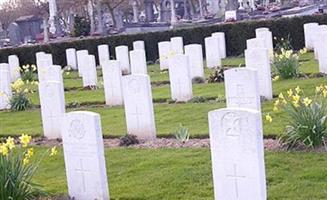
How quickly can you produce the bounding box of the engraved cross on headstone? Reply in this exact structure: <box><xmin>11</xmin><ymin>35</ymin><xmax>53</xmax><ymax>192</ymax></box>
<box><xmin>226</xmin><ymin>164</ymin><xmax>245</xmax><ymax>199</ymax></box>
<box><xmin>75</xmin><ymin>159</ymin><xmax>91</xmax><ymax>192</ymax></box>
<box><xmin>131</xmin><ymin>107</ymin><xmax>143</xmax><ymax>131</ymax></box>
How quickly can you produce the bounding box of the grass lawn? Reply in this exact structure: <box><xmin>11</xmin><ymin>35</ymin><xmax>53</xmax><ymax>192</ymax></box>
<box><xmin>0</xmin><ymin>52</ymin><xmax>325</xmax><ymax>138</ymax></box>
<box><xmin>35</xmin><ymin>148</ymin><xmax>327</xmax><ymax>199</ymax></box>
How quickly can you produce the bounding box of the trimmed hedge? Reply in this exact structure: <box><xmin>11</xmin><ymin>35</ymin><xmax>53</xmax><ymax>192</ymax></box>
<box><xmin>1</xmin><ymin>15</ymin><xmax>327</xmax><ymax>67</ymax></box>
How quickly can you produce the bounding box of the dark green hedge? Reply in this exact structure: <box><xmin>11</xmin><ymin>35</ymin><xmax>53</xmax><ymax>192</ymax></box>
<box><xmin>1</xmin><ymin>14</ymin><xmax>327</xmax><ymax>67</ymax></box>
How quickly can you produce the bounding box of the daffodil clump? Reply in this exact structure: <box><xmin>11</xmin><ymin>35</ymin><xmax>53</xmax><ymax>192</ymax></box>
<box><xmin>266</xmin><ymin>86</ymin><xmax>327</xmax><ymax>149</ymax></box>
<box><xmin>10</xmin><ymin>79</ymin><xmax>38</xmax><ymax>111</ymax></box>
<box><xmin>0</xmin><ymin>134</ymin><xmax>57</xmax><ymax>199</ymax></box>
<box><xmin>21</xmin><ymin>64</ymin><xmax>37</xmax><ymax>82</ymax></box>
<box><xmin>273</xmin><ymin>48</ymin><xmax>302</xmax><ymax>79</ymax></box>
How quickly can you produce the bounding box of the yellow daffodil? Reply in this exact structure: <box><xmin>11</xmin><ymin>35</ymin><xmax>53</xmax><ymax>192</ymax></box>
<box><xmin>0</xmin><ymin>144</ymin><xmax>9</xmax><ymax>156</ymax></box>
<box><xmin>274</xmin><ymin>99</ymin><xmax>280</xmax><ymax>106</ymax></box>
<box><xmin>323</xmin><ymin>90</ymin><xmax>327</xmax><ymax>98</ymax></box>
<box><xmin>303</xmin><ymin>97</ymin><xmax>312</xmax><ymax>107</ymax></box>
<box><xmin>265</xmin><ymin>114</ymin><xmax>273</xmax><ymax>123</ymax></box>
<box><xmin>278</xmin><ymin>93</ymin><xmax>285</xmax><ymax>100</ymax></box>
<box><xmin>273</xmin><ymin>106</ymin><xmax>278</xmax><ymax>111</ymax></box>
<box><xmin>316</xmin><ymin>85</ymin><xmax>323</xmax><ymax>93</ymax></box>
<box><xmin>292</xmin><ymin>100</ymin><xmax>300</xmax><ymax>107</ymax></box>
<box><xmin>299</xmin><ymin>48</ymin><xmax>307</xmax><ymax>55</ymax></box>
<box><xmin>26</xmin><ymin>148</ymin><xmax>34</xmax><ymax>158</ymax></box>
<box><xmin>272</xmin><ymin>76</ymin><xmax>280</xmax><ymax>81</ymax></box>
<box><xmin>19</xmin><ymin>134</ymin><xmax>32</xmax><ymax>147</ymax></box>
<box><xmin>5</xmin><ymin>137</ymin><xmax>15</xmax><ymax>150</ymax></box>
<box><xmin>23</xmin><ymin>157</ymin><xmax>30</xmax><ymax>166</ymax></box>
<box><xmin>50</xmin><ymin>146</ymin><xmax>58</xmax><ymax>157</ymax></box>
<box><xmin>295</xmin><ymin>86</ymin><xmax>302</xmax><ymax>94</ymax></box>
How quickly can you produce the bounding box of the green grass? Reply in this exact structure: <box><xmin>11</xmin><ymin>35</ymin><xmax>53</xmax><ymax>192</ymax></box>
<box><xmin>34</xmin><ymin>148</ymin><xmax>327</xmax><ymax>199</ymax></box>
<box><xmin>1</xmin><ymin>52</ymin><xmax>326</xmax><ymax>138</ymax></box>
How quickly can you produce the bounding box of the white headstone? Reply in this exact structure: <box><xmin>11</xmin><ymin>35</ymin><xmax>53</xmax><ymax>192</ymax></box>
<box><xmin>98</xmin><ymin>44</ymin><xmax>110</xmax><ymax>68</ymax></box>
<box><xmin>208</xmin><ymin>108</ymin><xmax>266</xmax><ymax>200</ymax></box>
<box><xmin>36</xmin><ymin>52</ymin><xmax>46</xmax><ymax>69</ymax></box>
<box><xmin>184</xmin><ymin>44</ymin><xmax>204</xmax><ymax>79</ymax></box>
<box><xmin>76</xmin><ymin>50</ymin><xmax>89</xmax><ymax>77</ymax></box>
<box><xmin>115</xmin><ymin>46</ymin><xmax>130</xmax><ymax>74</ymax></box>
<box><xmin>304</xmin><ymin>23</ymin><xmax>319</xmax><ymax>50</ymax></box>
<box><xmin>225</xmin><ymin>10</ymin><xmax>237</xmax><ymax>21</ymax></box>
<box><xmin>255</xmin><ymin>28</ymin><xmax>274</xmax><ymax>54</ymax></box>
<box><xmin>38</xmin><ymin>54</ymin><xmax>53</xmax><ymax>83</ymax></box>
<box><xmin>39</xmin><ymin>81</ymin><xmax>65</xmax><ymax>139</ymax></box>
<box><xmin>314</xmin><ymin>25</ymin><xmax>327</xmax><ymax>60</ymax></box>
<box><xmin>170</xmin><ymin>37</ymin><xmax>184</xmax><ymax>55</ymax></box>
<box><xmin>61</xmin><ymin>111</ymin><xmax>110</xmax><ymax>200</ymax></box>
<box><xmin>158</xmin><ymin>41</ymin><xmax>171</xmax><ymax>70</ymax></box>
<box><xmin>224</xmin><ymin>68</ymin><xmax>261</xmax><ymax>111</ymax></box>
<box><xmin>205</xmin><ymin>36</ymin><xmax>222</xmax><ymax>68</ymax></box>
<box><xmin>0</xmin><ymin>64</ymin><xmax>12</xmax><ymax>110</ymax></box>
<box><xmin>102</xmin><ymin>60</ymin><xmax>124</xmax><ymax>106</ymax></box>
<box><xmin>212</xmin><ymin>32</ymin><xmax>227</xmax><ymax>58</ymax></box>
<box><xmin>133</xmin><ymin>40</ymin><xmax>145</xmax><ymax>50</ymax></box>
<box><xmin>317</xmin><ymin>34</ymin><xmax>327</xmax><ymax>73</ymax></box>
<box><xmin>83</xmin><ymin>55</ymin><xmax>98</xmax><ymax>87</ymax></box>
<box><xmin>130</xmin><ymin>49</ymin><xmax>147</xmax><ymax>75</ymax></box>
<box><xmin>168</xmin><ymin>55</ymin><xmax>193</xmax><ymax>102</ymax></box>
<box><xmin>245</xmin><ymin>48</ymin><xmax>273</xmax><ymax>100</ymax></box>
<box><xmin>47</xmin><ymin>65</ymin><xmax>63</xmax><ymax>83</ymax></box>
<box><xmin>66</xmin><ymin>48</ymin><xmax>78</xmax><ymax>70</ymax></box>
<box><xmin>122</xmin><ymin>74</ymin><xmax>156</xmax><ymax>140</ymax></box>
<box><xmin>246</xmin><ymin>38</ymin><xmax>266</xmax><ymax>49</ymax></box>
<box><xmin>8</xmin><ymin>55</ymin><xmax>21</xmax><ymax>82</ymax></box>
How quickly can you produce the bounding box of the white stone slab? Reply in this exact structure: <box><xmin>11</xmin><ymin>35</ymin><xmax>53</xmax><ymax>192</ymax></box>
<box><xmin>158</xmin><ymin>41</ymin><xmax>171</xmax><ymax>70</ymax></box>
<box><xmin>245</xmin><ymin>48</ymin><xmax>273</xmax><ymax>100</ymax></box>
<box><xmin>314</xmin><ymin>25</ymin><xmax>327</xmax><ymax>60</ymax></box>
<box><xmin>98</xmin><ymin>44</ymin><xmax>110</xmax><ymax>68</ymax></box>
<box><xmin>209</xmin><ymin>108</ymin><xmax>266</xmax><ymax>200</ymax></box>
<box><xmin>224</xmin><ymin>68</ymin><xmax>261</xmax><ymax>111</ymax></box>
<box><xmin>255</xmin><ymin>27</ymin><xmax>273</xmax><ymax>55</ymax></box>
<box><xmin>212</xmin><ymin>32</ymin><xmax>227</xmax><ymax>58</ymax></box>
<box><xmin>304</xmin><ymin>23</ymin><xmax>319</xmax><ymax>50</ymax></box>
<box><xmin>8</xmin><ymin>55</ymin><xmax>21</xmax><ymax>82</ymax></box>
<box><xmin>246</xmin><ymin>38</ymin><xmax>266</xmax><ymax>49</ymax></box>
<box><xmin>39</xmin><ymin>81</ymin><xmax>65</xmax><ymax>139</ymax></box>
<box><xmin>133</xmin><ymin>40</ymin><xmax>145</xmax><ymax>50</ymax></box>
<box><xmin>61</xmin><ymin>111</ymin><xmax>110</xmax><ymax>200</ymax></box>
<box><xmin>76</xmin><ymin>50</ymin><xmax>89</xmax><ymax>77</ymax></box>
<box><xmin>66</xmin><ymin>48</ymin><xmax>78</xmax><ymax>70</ymax></box>
<box><xmin>170</xmin><ymin>37</ymin><xmax>184</xmax><ymax>55</ymax></box>
<box><xmin>205</xmin><ymin>36</ymin><xmax>222</xmax><ymax>68</ymax></box>
<box><xmin>184</xmin><ymin>44</ymin><xmax>204</xmax><ymax>79</ymax></box>
<box><xmin>0</xmin><ymin>63</ymin><xmax>12</xmax><ymax>110</ymax></box>
<box><xmin>225</xmin><ymin>10</ymin><xmax>237</xmax><ymax>21</ymax></box>
<box><xmin>130</xmin><ymin>49</ymin><xmax>147</xmax><ymax>75</ymax></box>
<box><xmin>317</xmin><ymin>34</ymin><xmax>327</xmax><ymax>73</ymax></box>
<box><xmin>115</xmin><ymin>45</ymin><xmax>130</xmax><ymax>74</ymax></box>
<box><xmin>102</xmin><ymin>60</ymin><xmax>124</xmax><ymax>106</ymax></box>
<box><xmin>168</xmin><ymin>55</ymin><xmax>193</xmax><ymax>102</ymax></box>
<box><xmin>36</xmin><ymin>52</ymin><xmax>46</xmax><ymax>69</ymax></box>
<box><xmin>122</xmin><ymin>74</ymin><xmax>156</xmax><ymax>140</ymax></box>
<box><xmin>37</xmin><ymin>54</ymin><xmax>53</xmax><ymax>83</ymax></box>
<box><xmin>82</xmin><ymin>55</ymin><xmax>98</xmax><ymax>87</ymax></box>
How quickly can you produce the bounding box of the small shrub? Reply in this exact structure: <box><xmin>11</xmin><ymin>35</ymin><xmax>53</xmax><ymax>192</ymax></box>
<box><xmin>189</xmin><ymin>96</ymin><xmax>208</xmax><ymax>103</ymax></box>
<box><xmin>208</xmin><ymin>67</ymin><xmax>225</xmax><ymax>83</ymax></box>
<box><xmin>274</xmin><ymin>35</ymin><xmax>293</xmax><ymax>53</ymax></box>
<box><xmin>174</xmin><ymin>124</ymin><xmax>190</xmax><ymax>143</ymax></box>
<box><xmin>269</xmin><ymin>86</ymin><xmax>327</xmax><ymax>149</ymax></box>
<box><xmin>119</xmin><ymin>134</ymin><xmax>139</xmax><ymax>146</ymax></box>
<box><xmin>0</xmin><ymin>134</ymin><xmax>57</xmax><ymax>199</ymax></box>
<box><xmin>21</xmin><ymin>64</ymin><xmax>37</xmax><ymax>82</ymax></box>
<box><xmin>273</xmin><ymin>49</ymin><xmax>299</xmax><ymax>79</ymax></box>
<box><xmin>73</xmin><ymin>16</ymin><xmax>90</xmax><ymax>37</ymax></box>
<box><xmin>10</xmin><ymin>79</ymin><xmax>37</xmax><ymax>111</ymax></box>
<box><xmin>192</xmin><ymin>76</ymin><xmax>205</xmax><ymax>84</ymax></box>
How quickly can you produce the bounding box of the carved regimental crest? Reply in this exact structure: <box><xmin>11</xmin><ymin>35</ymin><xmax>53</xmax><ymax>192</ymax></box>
<box><xmin>69</xmin><ymin>119</ymin><xmax>86</xmax><ymax>139</ymax></box>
